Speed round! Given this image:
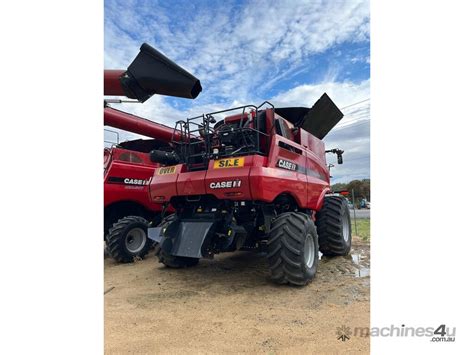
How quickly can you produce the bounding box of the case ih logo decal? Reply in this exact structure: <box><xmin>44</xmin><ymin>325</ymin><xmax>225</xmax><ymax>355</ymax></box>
<box><xmin>277</xmin><ymin>159</ymin><xmax>297</xmax><ymax>171</ymax></box>
<box><xmin>214</xmin><ymin>157</ymin><xmax>244</xmax><ymax>169</ymax></box>
<box><xmin>209</xmin><ymin>180</ymin><xmax>242</xmax><ymax>189</ymax></box>
<box><xmin>157</xmin><ymin>166</ymin><xmax>176</xmax><ymax>175</ymax></box>
<box><xmin>124</xmin><ymin>178</ymin><xmax>150</xmax><ymax>185</ymax></box>
<box><xmin>107</xmin><ymin>177</ymin><xmax>150</xmax><ymax>185</ymax></box>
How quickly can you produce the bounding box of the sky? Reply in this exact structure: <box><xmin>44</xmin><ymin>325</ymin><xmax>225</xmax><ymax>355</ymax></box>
<box><xmin>104</xmin><ymin>0</ymin><xmax>370</xmax><ymax>183</ymax></box>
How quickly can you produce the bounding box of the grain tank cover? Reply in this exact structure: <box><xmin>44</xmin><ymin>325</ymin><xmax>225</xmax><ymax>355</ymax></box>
<box><xmin>274</xmin><ymin>93</ymin><xmax>343</xmax><ymax>139</ymax></box>
<box><xmin>120</xmin><ymin>43</ymin><xmax>202</xmax><ymax>102</ymax></box>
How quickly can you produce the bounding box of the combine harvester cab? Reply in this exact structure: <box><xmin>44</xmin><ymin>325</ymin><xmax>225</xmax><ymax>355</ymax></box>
<box><xmin>147</xmin><ymin>94</ymin><xmax>352</xmax><ymax>285</ymax></box>
<box><xmin>103</xmin><ymin>43</ymin><xmax>201</xmax><ymax>263</ymax></box>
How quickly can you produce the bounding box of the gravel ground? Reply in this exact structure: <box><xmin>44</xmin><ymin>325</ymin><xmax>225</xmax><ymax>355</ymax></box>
<box><xmin>105</xmin><ymin>236</ymin><xmax>370</xmax><ymax>354</ymax></box>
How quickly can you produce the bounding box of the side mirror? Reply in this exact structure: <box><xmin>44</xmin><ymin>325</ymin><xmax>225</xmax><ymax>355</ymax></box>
<box><xmin>325</xmin><ymin>148</ymin><xmax>344</xmax><ymax>164</ymax></box>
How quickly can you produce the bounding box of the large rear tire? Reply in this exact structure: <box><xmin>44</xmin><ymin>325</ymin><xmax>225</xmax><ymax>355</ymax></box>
<box><xmin>316</xmin><ymin>196</ymin><xmax>352</xmax><ymax>256</ymax></box>
<box><xmin>267</xmin><ymin>212</ymin><xmax>319</xmax><ymax>286</ymax></box>
<box><xmin>156</xmin><ymin>214</ymin><xmax>200</xmax><ymax>268</ymax></box>
<box><xmin>106</xmin><ymin>216</ymin><xmax>153</xmax><ymax>263</ymax></box>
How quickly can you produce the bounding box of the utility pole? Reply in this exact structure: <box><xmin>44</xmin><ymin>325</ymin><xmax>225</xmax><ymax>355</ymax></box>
<box><xmin>352</xmin><ymin>188</ymin><xmax>358</xmax><ymax>235</ymax></box>
<box><xmin>328</xmin><ymin>163</ymin><xmax>334</xmax><ymax>178</ymax></box>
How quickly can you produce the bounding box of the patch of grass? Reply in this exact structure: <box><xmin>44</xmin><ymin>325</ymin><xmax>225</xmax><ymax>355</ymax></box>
<box><xmin>351</xmin><ymin>218</ymin><xmax>370</xmax><ymax>242</ymax></box>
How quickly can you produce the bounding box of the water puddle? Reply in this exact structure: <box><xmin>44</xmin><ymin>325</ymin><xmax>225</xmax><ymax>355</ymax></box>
<box><xmin>351</xmin><ymin>253</ymin><xmax>370</xmax><ymax>277</ymax></box>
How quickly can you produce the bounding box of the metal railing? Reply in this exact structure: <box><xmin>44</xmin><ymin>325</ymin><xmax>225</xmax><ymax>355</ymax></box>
<box><xmin>104</xmin><ymin>129</ymin><xmax>120</xmax><ymax>147</ymax></box>
<box><xmin>171</xmin><ymin>103</ymin><xmax>273</xmax><ymax>170</ymax></box>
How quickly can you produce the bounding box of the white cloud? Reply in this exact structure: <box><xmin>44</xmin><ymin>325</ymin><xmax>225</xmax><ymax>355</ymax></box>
<box><xmin>105</xmin><ymin>0</ymin><xmax>369</xmax><ymax>101</ymax></box>
<box><xmin>271</xmin><ymin>79</ymin><xmax>370</xmax><ymax>108</ymax></box>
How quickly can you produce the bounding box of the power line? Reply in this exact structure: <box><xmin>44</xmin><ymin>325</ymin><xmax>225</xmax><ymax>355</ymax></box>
<box><xmin>340</xmin><ymin>109</ymin><xmax>371</xmax><ymax>119</ymax></box>
<box><xmin>335</xmin><ymin>98</ymin><xmax>371</xmax><ymax>129</ymax></box>
<box><xmin>327</xmin><ymin>154</ymin><xmax>370</xmax><ymax>163</ymax></box>
<box><xmin>343</xmin><ymin>107</ymin><xmax>370</xmax><ymax>116</ymax></box>
<box><xmin>343</xmin><ymin>104</ymin><xmax>370</xmax><ymax>113</ymax></box>
<box><xmin>342</xmin><ymin>113</ymin><xmax>370</xmax><ymax>122</ymax></box>
<box><xmin>346</xmin><ymin>155</ymin><xmax>370</xmax><ymax>162</ymax></box>
<box><xmin>340</xmin><ymin>98</ymin><xmax>370</xmax><ymax>111</ymax></box>
<box><xmin>337</xmin><ymin>120</ymin><xmax>370</xmax><ymax>130</ymax></box>
<box><xmin>333</xmin><ymin>119</ymin><xmax>370</xmax><ymax>131</ymax></box>
<box><xmin>341</xmin><ymin>113</ymin><xmax>371</xmax><ymax>123</ymax></box>
<box><xmin>343</xmin><ymin>109</ymin><xmax>370</xmax><ymax>116</ymax></box>
<box><xmin>343</xmin><ymin>117</ymin><xmax>370</xmax><ymax>125</ymax></box>
<box><xmin>331</xmin><ymin>174</ymin><xmax>370</xmax><ymax>181</ymax></box>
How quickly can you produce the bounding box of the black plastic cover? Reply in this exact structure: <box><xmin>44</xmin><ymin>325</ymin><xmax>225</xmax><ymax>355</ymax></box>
<box><xmin>156</xmin><ymin>220</ymin><xmax>214</xmax><ymax>258</ymax></box>
<box><xmin>274</xmin><ymin>93</ymin><xmax>344</xmax><ymax>139</ymax></box>
<box><xmin>149</xmin><ymin>149</ymin><xmax>180</xmax><ymax>165</ymax></box>
<box><xmin>274</xmin><ymin>107</ymin><xmax>309</xmax><ymax>126</ymax></box>
<box><xmin>118</xmin><ymin>139</ymin><xmax>170</xmax><ymax>153</ymax></box>
<box><xmin>120</xmin><ymin>43</ymin><xmax>202</xmax><ymax>102</ymax></box>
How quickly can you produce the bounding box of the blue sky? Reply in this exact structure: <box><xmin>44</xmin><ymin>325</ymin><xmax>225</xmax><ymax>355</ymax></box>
<box><xmin>105</xmin><ymin>0</ymin><xmax>370</xmax><ymax>183</ymax></box>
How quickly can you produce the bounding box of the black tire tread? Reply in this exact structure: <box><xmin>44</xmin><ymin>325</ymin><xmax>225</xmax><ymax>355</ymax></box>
<box><xmin>316</xmin><ymin>196</ymin><xmax>352</xmax><ymax>256</ymax></box>
<box><xmin>267</xmin><ymin>212</ymin><xmax>318</xmax><ymax>286</ymax></box>
<box><xmin>106</xmin><ymin>215</ymin><xmax>152</xmax><ymax>263</ymax></box>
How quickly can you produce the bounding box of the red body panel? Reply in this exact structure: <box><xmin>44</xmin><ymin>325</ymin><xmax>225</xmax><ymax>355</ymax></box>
<box><xmin>264</xmin><ymin>134</ymin><xmax>308</xmax><ymax>206</ymax></box>
<box><xmin>177</xmin><ymin>169</ymin><xmax>207</xmax><ymax>197</ymax></box>
<box><xmin>306</xmin><ymin>148</ymin><xmax>330</xmax><ymax>210</ymax></box>
<box><xmin>204</xmin><ymin>156</ymin><xmax>260</xmax><ymax>200</ymax></box>
<box><xmin>150</xmin><ymin>164</ymin><xmax>182</xmax><ymax>203</ymax></box>
<box><xmin>104</xmin><ymin>147</ymin><xmax>162</xmax><ymax>213</ymax></box>
<box><xmin>148</xmin><ymin>124</ymin><xmax>331</xmax><ymax>210</ymax></box>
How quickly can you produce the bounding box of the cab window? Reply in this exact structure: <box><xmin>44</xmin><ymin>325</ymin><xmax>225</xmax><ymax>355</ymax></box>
<box><xmin>275</xmin><ymin>118</ymin><xmax>292</xmax><ymax>140</ymax></box>
<box><xmin>118</xmin><ymin>152</ymin><xmax>143</xmax><ymax>163</ymax></box>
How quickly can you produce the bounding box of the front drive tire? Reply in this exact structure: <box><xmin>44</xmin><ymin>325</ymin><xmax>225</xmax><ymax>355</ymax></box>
<box><xmin>106</xmin><ymin>216</ymin><xmax>153</xmax><ymax>263</ymax></box>
<box><xmin>316</xmin><ymin>196</ymin><xmax>352</xmax><ymax>256</ymax></box>
<box><xmin>156</xmin><ymin>214</ymin><xmax>199</xmax><ymax>268</ymax></box>
<box><xmin>267</xmin><ymin>212</ymin><xmax>319</xmax><ymax>286</ymax></box>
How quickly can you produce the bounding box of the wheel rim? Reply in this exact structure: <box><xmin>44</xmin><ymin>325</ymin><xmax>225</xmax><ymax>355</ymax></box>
<box><xmin>125</xmin><ymin>227</ymin><xmax>147</xmax><ymax>253</ymax></box>
<box><xmin>303</xmin><ymin>234</ymin><xmax>315</xmax><ymax>268</ymax></box>
<box><xmin>342</xmin><ymin>215</ymin><xmax>350</xmax><ymax>242</ymax></box>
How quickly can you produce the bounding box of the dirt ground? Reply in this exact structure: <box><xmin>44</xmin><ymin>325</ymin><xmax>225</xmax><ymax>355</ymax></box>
<box><xmin>104</xmin><ymin>237</ymin><xmax>370</xmax><ymax>354</ymax></box>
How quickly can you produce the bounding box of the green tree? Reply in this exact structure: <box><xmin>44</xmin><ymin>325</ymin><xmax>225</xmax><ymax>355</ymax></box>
<box><xmin>331</xmin><ymin>182</ymin><xmax>347</xmax><ymax>192</ymax></box>
<box><xmin>331</xmin><ymin>179</ymin><xmax>370</xmax><ymax>203</ymax></box>
<box><xmin>345</xmin><ymin>179</ymin><xmax>371</xmax><ymax>203</ymax></box>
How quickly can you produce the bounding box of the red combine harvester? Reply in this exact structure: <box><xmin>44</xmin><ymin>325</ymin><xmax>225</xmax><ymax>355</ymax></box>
<box><xmin>104</xmin><ymin>43</ymin><xmax>201</xmax><ymax>263</ymax></box>
<box><xmin>147</xmin><ymin>95</ymin><xmax>351</xmax><ymax>286</ymax></box>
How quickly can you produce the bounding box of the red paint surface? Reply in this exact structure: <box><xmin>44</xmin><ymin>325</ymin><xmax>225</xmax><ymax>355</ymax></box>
<box><xmin>104</xmin><ymin>147</ymin><xmax>162</xmax><ymax>213</ymax></box>
<box><xmin>148</xmin><ymin>115</ymin><xmax>331</xmax><ymax>211</ymax></box>
<box><xmin>104</xmin><ymin>107</ymin><xmax>178</xmax><ymax>141</ymax></box>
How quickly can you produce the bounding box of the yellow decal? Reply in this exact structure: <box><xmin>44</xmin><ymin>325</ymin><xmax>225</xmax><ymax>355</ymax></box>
<box><xmin>213</xmin><ymin>157</ymin><xmax>245</xmax><ymax>169</ymax></box>
<box><xmin>157</xmin><ymin>166</ymin><xmax>176</xmax><ymax>175</ymax></box>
